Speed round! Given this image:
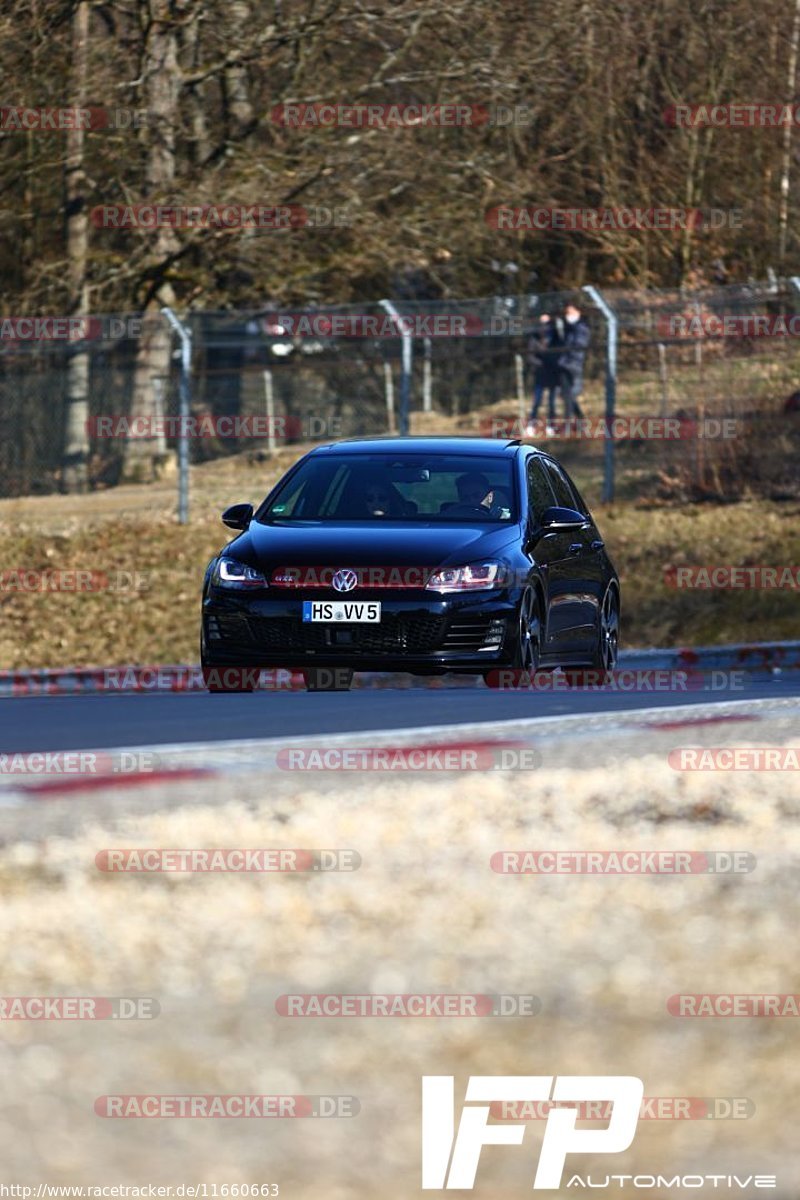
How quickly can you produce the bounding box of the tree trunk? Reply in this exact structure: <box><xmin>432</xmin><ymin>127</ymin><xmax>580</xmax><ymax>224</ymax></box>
<box><xmin>61</xmin><ymin>0</ymin><xmax>90</xmax><ymax>494</ymax></box>
<box><xmin>121</xmin><ymin>0</ymin><xmax>181</xmax><ymax>483</ymax></box>
<box><xmin>778</xmin><ymin>0</ymin><xmax>800</xmax><ymax>266</ymax></box>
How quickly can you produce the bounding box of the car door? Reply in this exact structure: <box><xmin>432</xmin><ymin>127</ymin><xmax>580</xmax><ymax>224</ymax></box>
<box><xmin>540</xmin><ymin>457</ymin><xmax>601</xmax><ymax>649</ymax></box>
<box><xmin>524</xmin><ymin>455</ymin><xmax>577</xmax><ymax>651</ymax></box>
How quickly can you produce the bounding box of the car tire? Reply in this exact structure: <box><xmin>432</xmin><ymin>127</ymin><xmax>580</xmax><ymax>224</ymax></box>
<box><xmin>484</xmin><ymin>587</ymin><xmax>542</xmax><ymax>689</ymax></box>
<box><xmin>201</xmin><ymin>632</ymin><xmax>258</xmax><ymax>693</ymax></box>
<box><xmin>562</xmin><ymin>586</ymin><xmax>620</xmax><ymax>688</ymax></box>
<box><xmin>302</xmin><ymin>668</ymin><xmax>354</xmax><ymax>692</ymax></box>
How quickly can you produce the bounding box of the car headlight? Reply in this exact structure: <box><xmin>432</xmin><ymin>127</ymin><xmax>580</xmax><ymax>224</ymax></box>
<box><xmin>425</xmin><ymin>561</ymin><xmax>508</xmax><ymax>593</ymax></box>
<box><xmin>215</xmin><ymin>557</ymin><xmax>267</xmax><ymax>588</ymax></box>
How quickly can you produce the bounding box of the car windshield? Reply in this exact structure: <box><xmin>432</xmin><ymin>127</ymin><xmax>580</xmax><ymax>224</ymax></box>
<box><xmin>259</xmin><ymin>453</ymin><xmax>517</xmax><ymax>523</ymax></box>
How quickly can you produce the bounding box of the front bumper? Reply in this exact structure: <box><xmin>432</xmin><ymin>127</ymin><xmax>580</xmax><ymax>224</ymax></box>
<box><xmin>202</xmin><ymin>588</ymin><xmax>519</xmax><ymax>673</ymax></box>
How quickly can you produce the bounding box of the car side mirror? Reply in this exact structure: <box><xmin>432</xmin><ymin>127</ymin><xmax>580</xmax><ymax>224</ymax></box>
<box><xmin>539</xmin><ymin>505</ymin><xmax>587</xmax><ymax>531</ymax></box>
<box><xmin>221</xmin><ymin>502</ymin><xmax>254</xmax><ymax>530</ymax></box>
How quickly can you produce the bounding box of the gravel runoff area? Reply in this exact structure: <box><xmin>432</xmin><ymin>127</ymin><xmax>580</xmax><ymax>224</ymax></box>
<box><xmin>0</xmin><ymin>709</ymin><xmax>798</xmax><ymax>1197</ymax></box>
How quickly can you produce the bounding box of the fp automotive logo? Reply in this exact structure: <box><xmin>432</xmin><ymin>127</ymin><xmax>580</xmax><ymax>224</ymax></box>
<box><xmin>331</xmin><ymin>568</ymin><xmax>358</xmax><ymax>593</ymax></box>
<box><xmin>422</xmin><ymin>1075</ymin><xmax>643</xmax><ymax>1189</ymax></box>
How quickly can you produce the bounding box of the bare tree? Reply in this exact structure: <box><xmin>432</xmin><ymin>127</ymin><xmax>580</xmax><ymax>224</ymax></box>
<box><xmin>779</xmin><ymin>0</ymin><xmax>800</xmax><ymax>266</ymax></box>
<box><xmin>61</xmin><ymin>0</ymin><xmax>91</xmax><ymax>493</ymax></box>
<box><xmin>121</xmin><ymin>0</ymin><xmax>182</xmax><ymax>482</ymax></box>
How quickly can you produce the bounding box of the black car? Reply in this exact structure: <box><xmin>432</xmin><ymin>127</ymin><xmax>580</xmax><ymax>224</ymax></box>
<box><xmin>200</xmin><ymin>437</ymin><xmax>619</xmax><ymax>692</ymax></box>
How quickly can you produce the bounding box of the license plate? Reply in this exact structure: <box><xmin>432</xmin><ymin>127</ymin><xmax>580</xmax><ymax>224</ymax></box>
<box><xmin>302</xmin><ymin>600</ymin><xmax>381</xmax><ymax>623</ymax></box>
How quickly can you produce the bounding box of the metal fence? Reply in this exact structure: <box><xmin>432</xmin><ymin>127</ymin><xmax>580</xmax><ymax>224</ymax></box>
<box><xmin>2</xmin><ymin>281</ymin><xmax>800</xmax><ymax>510</ymax></box>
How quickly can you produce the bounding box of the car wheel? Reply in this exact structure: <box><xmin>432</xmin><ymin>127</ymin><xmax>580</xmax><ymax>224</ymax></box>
<box><xmin>201</xmin><ymin>632</ymin><xmax>258</xmax><ymax>693</ymax></box>
<box><xmin>597</xmin><ymin>585</ymin><xmax>620</xmax><ymax>675</ymax></box>
<box><xmin>302</xmin><ymin>668</ymin><xmax>354</xmax><ymax>692</ymax></box>
<box><xmin>485</xmin><ymin>587</ymin><xmax>542</xmax><ymax>689</ymax></box>
<box><xmin>562</xmin><ymin>586</ymin><xmax>620</xmax><ymax>687</ymax></box>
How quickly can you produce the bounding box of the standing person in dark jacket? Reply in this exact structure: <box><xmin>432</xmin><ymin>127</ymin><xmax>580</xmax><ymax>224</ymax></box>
<box><xmin>525</xmin><ymin>313</ymin><xmax>560</xmax><ymax>435</ymax></box>
<box><xmin>557</xmin><ymin>303</ymin><xmax>590</xmax><ymax>419</ymax></box>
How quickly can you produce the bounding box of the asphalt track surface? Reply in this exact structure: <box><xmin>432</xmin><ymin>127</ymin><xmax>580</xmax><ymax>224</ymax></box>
<box><xmin>1</xmin><ymin>672</ymin><xmax>798</xmax><ymax>753</ymax></box>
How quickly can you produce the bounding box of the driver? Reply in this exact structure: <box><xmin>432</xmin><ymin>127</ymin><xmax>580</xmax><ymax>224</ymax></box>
<box><xmin>455</xmin><ymin>471</ymin><xmax>494</xmax><ymax>510</ymax></box>
<box><xmin>360</xmin><ymin>478</ymin><xmax>399</xmax><ymax>517</ymax></box>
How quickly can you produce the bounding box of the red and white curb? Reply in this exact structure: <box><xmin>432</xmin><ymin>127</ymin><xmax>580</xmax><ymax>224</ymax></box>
<box><xmin>0</xmin><ymin>640</ymin><xmax>798</xmax><ymax>697</ymax></box>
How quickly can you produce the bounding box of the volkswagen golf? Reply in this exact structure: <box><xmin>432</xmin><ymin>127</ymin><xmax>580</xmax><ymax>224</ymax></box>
<box><xmin>200</xmin><ymin>437</ymin><xmax>619</xmax><ymax>691</ymax></box>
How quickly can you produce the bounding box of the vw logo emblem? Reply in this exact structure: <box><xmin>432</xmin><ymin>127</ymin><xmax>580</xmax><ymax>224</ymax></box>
<box><xmin>332</xmin><ymin>568</ymin><xmax>358</xmax><ymax>593</ymax></box>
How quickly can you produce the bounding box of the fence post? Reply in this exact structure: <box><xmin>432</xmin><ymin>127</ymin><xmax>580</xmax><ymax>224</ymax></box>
<box><xmin>693</xmin><ymin>301</ymin><xmax>704</xmax><ymax>381</ymax></box>
<box><xmin>151</xmin><ymin>376</ymin><xmax>165</xmax><ymax>447</ymax></box>
<box><xmin>384</xmin><ymin>361</ymin><xmax>396</xmax><ymax>432</ymax></box>
<box><xmin>582</xmin><ymin>284</ymin><xmax>617</xmax><ymax>503</ymax></box>
<box><xmin>379</xmin><ymin>299</ymin><xmax>411</xmax><ymax>436</ymax></box>
<box><xmin>61</xmin><ymin>333</ymin><xmax>90</xmax><ymax>493</ymax></box>
<box><xmin>263</xmin><ymin>369</ymin><xmax>276</xmax><ymax>454</ymax></box>
<box><xmin>423</xmin><ymin>337</ymin><xmax>432</xmax><ymax>413</ymax></box>
<box><xmin>161</xmin><ymin>307</ymin><xmax>192</xmax><ymax>525</ymax></box>
<box><xmin>514</xmin><ymin>352</ymin><xmax>526</xmax><ymax>426</ymax></box>
<box><xmin>657</xmin><ymin>342</ymin><xmax>668</xmax><ymax>417</ymax></box>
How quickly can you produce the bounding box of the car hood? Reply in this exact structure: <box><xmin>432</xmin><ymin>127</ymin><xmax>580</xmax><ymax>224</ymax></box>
<box><xmin>235</xmin><ymin>520</ymin><xmax>520</xmax><ymax>570</ymax></box>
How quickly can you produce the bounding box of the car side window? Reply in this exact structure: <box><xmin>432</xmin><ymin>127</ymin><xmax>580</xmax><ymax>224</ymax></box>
<box><xmin>542</xmin><ymin>460</ymin><xmax>579</xmax><ymax>509</ymax></box>
<box><xmin>526</xmin><ymin>458</ymin><xmax>557</xmax><ymax>523</ymax></box>
<box><xmin>565</xmin><ymin>473</ymin><xmax>590</xmax><ymax>516</ymax></box>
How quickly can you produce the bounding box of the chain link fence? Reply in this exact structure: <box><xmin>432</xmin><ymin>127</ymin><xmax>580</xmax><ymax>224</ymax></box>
<box><xmin>2</xmin><ymin>282</ymin><xmax>799</xmax><ymax>508</ymax></box>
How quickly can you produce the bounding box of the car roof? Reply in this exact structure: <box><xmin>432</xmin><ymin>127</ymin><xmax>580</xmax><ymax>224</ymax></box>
<box><xmin>308</xmin><ymin>436</ymin><xmax>524</xmax><ymax>457</ymax></box>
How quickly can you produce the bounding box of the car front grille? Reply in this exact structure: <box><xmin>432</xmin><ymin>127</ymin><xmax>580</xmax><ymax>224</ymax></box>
<box><xmin>215</xmin><ymin>612</ymin><xmax>449</xmax><ymax>656</ymax></box>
